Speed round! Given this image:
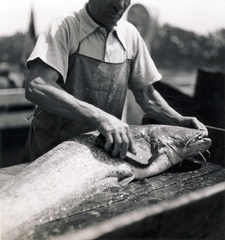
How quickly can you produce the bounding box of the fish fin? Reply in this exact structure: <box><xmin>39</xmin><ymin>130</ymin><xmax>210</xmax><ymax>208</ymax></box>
<box><xmin>150</xmin><ymin>139</ymin><xmax>168</xmax><ymax>162</ymax></box>
<box><xmin>119</xmin><ymin>176</ymin><xmax>134</xmax><ymax>186</ymax></box>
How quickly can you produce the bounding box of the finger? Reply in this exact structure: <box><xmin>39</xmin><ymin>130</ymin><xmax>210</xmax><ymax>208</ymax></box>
<box><xmin>119</xmin><ymin>132</ymin><xmax>129</xmax><ymax>159</ymax></box>
<box><xmin>112</xmin><ymin>133</ymin><xmax>122</xmax><ymax>157</ymax></box>
<box><xmin>127</xmin><ymin>130</ymin><xmax>137</xmax><ymax>155</ymax></box>
<box><xmin>104</xmin><ymin>134</ymin><xmax>113</xmax><ymax>151</ymax></box>
<box><xmin>191</xmin><ymin>118</ymin><xmax>208</xmax><ymax>137</ymax></box>
<box><xmin>199</xmin><ymin>123</ymin><xmax>208</xmax><ymax>137</ymax></box>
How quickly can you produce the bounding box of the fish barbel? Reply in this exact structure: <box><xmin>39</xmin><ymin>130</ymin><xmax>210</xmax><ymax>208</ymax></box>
<box><xmin>0</xmin><ymin>125</ymin><xmax>211</xmax><ymax>240</ymax></box>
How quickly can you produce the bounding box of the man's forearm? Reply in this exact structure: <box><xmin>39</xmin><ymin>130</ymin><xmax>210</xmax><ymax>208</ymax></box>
<box><xmin>133</xmin><ymin>84</ymin><xmax>184</xmax><ymax>125</ymax></box>
<box><xmin>25</xmin><ymin>76</ymin><xmax>101</xmax><ymax>124</ymax></box>
<box><xmin>25</xmin><ymin>59</ymin><xmax>104</xmax><ymax>124</ymax></box>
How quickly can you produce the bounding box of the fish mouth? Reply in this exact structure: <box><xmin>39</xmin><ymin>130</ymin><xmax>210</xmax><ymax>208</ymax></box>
<box><xmin>166</xmin><ymin>133</ymin><xmax>212</xmax><ymax>160</ymax></box>
<box><xmin>185</xmin><ymin>133</ymin><xmax>212</xmax><ymax>149</ymax></box>
<box><xmin>185</xmin><ymin>132</ymin><xmax>203</xmax><ymax>148</ymax></box>
<box><xmin>183</xmin><ymin>134</ymin><xmax>212</xmax><ymax>157</ymax></box>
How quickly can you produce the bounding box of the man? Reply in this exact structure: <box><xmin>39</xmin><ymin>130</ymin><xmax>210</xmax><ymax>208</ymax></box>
<box><xmin>25</xmin><ymin>0</ymin><xmax>207</xmax><ymax>161</ymax></box>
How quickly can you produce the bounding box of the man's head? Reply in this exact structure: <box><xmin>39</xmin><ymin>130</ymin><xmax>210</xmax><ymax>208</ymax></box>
<box><xmin>87</xmin><ymin>0</ymin><xmax>131</xmax><ymax>30</ymax></box>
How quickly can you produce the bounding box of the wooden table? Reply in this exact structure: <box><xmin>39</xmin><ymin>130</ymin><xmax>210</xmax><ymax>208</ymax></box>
<box><xmin>1</xmin><ymin>158</ymin><xmax>225</xmax><ymax>240</ymax></box>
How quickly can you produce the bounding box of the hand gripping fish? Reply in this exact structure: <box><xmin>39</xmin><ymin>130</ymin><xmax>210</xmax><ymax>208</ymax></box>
<box><xmin>0</xmin><ymin>125</ymin><xmax>211</xmax><ymax>240</ymax></box>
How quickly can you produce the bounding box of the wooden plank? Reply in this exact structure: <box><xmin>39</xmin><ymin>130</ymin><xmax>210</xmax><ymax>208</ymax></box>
<box><xmin>66</xmin><ymin>182</ymin><xmax>225</xmax><ymax>240</ymax></box>
<box><xmin>0</xmin><ymin>88</ymin><xmax>33</xmax><ymax>106</ymax></box>
<box><xmin>27</xmin><ymin>160</ymin><xmax>225</xmax><ymax>240</ymax></box>
<box><xmin>0</xmin><ymin>110</ymin><xmax>33</xmax><ymax>129</ymax></box>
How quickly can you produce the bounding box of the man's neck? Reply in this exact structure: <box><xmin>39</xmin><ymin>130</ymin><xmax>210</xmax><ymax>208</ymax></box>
<box><xmin>86</xmin><ymin>4</ymin><xmax>114</xmax><ymax>34</ymax></box>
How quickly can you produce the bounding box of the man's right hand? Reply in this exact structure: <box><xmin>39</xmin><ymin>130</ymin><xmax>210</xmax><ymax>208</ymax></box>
<box><xmin>93</xmin><ymin>112</ymin><xmax>136</xmax><ymax>159</ymax></box>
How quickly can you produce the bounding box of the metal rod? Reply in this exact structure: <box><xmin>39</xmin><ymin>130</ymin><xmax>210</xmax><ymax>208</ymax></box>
<box><xmin>205</xmin><ymin>125</ymin><xmax>225</xmax><ymax>132</ymax></box>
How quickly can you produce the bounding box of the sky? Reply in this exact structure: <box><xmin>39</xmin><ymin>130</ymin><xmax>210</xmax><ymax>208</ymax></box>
<box><xmin>1</xmin><ymin>0</ymin><xmax>225</xmax><ymax>37</ymax></box>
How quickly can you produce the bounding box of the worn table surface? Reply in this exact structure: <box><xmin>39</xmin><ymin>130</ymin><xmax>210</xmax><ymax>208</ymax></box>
<box><xmin>1</xmin><ymin>158</ymin><xmax>225</xmax><ymax>239</ymax></box>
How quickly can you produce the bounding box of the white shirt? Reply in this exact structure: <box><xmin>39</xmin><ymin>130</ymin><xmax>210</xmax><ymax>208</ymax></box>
<box><xmin>27</xmin><ymin>5</ymin><xmax>162</xmax><ymax>90</ymax></box>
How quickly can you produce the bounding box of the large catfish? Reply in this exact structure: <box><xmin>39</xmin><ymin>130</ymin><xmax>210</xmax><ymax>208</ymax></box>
<box><xmin>0</xmin><ymin>125</ymin><xmax>211</xmax><ymax>240</ymax></box>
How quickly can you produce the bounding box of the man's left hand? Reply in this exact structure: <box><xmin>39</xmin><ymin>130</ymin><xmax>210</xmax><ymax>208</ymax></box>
<box><xmin>180</xmin><ymin>116</ymin><xmax>208</xmax><ymax>136</ymax></box>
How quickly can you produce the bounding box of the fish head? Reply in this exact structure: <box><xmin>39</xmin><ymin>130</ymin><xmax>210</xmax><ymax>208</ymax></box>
<box><xmin>141</xmin><ymin>125</ymin><xmax>212</xmax><ymax>165</ymax></box>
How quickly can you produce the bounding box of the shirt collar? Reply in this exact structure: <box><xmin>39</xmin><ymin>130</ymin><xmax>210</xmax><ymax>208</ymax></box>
<box><xmin>113</xmin><ymin>24</ymin><xmax>127</xmax><ymax>51</ymax></box>
<box><xmin>78</xmin><ymin>5</ymin><xmax>99</xmax><ymax>42</ymax></box>
<box><xmin>78</xmin><ymin>5</ymin><xmax>127</xmax><ymax>50</ymax></box>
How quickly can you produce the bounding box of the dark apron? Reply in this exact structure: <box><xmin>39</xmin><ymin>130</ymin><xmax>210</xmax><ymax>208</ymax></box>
<box><xmin>25</xmin><ymin>53</ymin><xmax>131</xmax><ymax>161</ymax></box>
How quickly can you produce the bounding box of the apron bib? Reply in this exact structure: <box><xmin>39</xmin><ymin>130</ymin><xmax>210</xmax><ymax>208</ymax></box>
<box><xmin>25</xmin><ymin>53</ymin><xmax>131</xmax><ymax>160</ymax></box>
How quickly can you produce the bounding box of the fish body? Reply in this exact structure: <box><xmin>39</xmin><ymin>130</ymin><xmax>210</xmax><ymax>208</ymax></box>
<box><xmin>0</xmin><ymin>125</ymin><xmax>211</xmax><ymax>240</ymax></box>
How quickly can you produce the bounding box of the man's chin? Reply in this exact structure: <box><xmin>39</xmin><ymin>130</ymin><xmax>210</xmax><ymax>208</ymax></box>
<box><xmin>104</xmin><ymin>20</ymin><xmax>120</xmax><ymax>29</ymax></box>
